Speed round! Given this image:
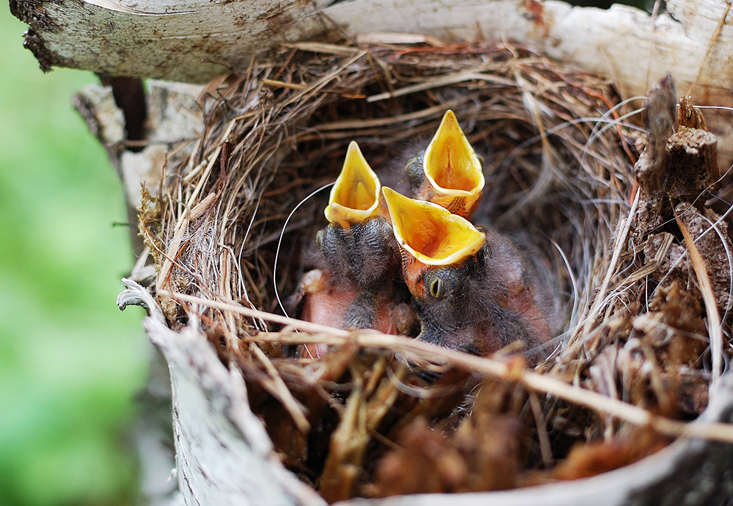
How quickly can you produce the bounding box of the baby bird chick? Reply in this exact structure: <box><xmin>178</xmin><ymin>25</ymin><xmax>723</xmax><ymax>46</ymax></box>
<box><xmin>298</xmin><ymin>142</ymin><xmax>416</xmax><ymax>358</ymax></box>
<box><xmin>404</xmin><ymin>110</ymin><xmax>485</xmax><ymax>220</ymax></box>
<box><xmin>383</xmin><ymin>187</ymin><xmax>551</xmax><ymax>357</ymax></box>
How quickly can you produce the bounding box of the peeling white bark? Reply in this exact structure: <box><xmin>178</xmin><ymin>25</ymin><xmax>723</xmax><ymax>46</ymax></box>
<box><xmin>156</xmin><ymin>317</ymin><xmax>325</xmax><ymax>506</ymax></box>
<box><xmin>71</xmin><ymin>1</ymin><xmax>733</xmax><ymax>500</ymax></box>
<box><xmin>18</xmin><ymin>0</ymin><xmax>733</xmax><ymax>163</ymax></box>
<box><xmin>75</xmin><ymin>81</ymin><xmax>203</xmax><ymax>207</ymax></box>
<box><xmin>11</xmin><ymin>0</ymin><xmax>733</xmax><ymax>102</ymax></box>
<box><xmin>118</xmin><ymin>279</ymin><xmax>326</xmax><ymax>506</ymax></box>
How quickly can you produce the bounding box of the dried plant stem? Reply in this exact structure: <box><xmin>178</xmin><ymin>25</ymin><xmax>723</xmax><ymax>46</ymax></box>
<box><xmin>316</xmin><ymin>100</ymin><xmax>466</xmax><ymax>131</ymax></box>
<box><xmin>529</xmin><ymin>391</ymin><xmax>553</xmax><ymax>468</ymax></box>
<box><xmin>366</xmin><ymin>66</ymin><xmax>514</xmax><ymax>102</ymax></box>
<box><xmin>676</xmin><ymin>213</ymin><xmax>723</xmax><ymax>394</ymax></box>
<box><xmin>249</xmin><ymin>342</ymin><xmax>311</xmax><ymax>433</ymax></box>
<box><xmin>157</xmin><ymin>172</ymin><xmax>219</xmax><ymax>289</ymax></box>
<box><xmin>579</xmin><ymin>187</ymin><xmax>640</xmax><ymax>338</ymax></box>
<box><xmin>283</xmin><ymin>42</ymin><xmax>361</xmax><ymax>55</ymax></box>
<box><xmin>283</xmin><ymin>50</ymin><xmax>367</xmax><ymax>107</ymax></box>
<box><xmin>159</xmin><ymin>290</ymin><xmax>733</xmax><ymax>444</ymax></box>
<box><xmin>262</xmin><ymin>78</ymin><xmax>307</xmax><ymax>90</ymax></box>
<box><xmin>158</xmin><ymin>289</ymin><xmax>350</xmax><ymax>337</ymax></box>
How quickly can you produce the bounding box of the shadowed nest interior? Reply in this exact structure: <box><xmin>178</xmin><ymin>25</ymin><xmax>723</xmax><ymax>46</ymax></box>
<box><xmin>138</xmin><ymin>40</ymin><xmax>733</xmax><ymax>501</ymax></box>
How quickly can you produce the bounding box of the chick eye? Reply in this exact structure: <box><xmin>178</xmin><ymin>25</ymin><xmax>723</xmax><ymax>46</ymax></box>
<box><xmin>429</xmin><ymin>277</ymin><xmax>444</xmax><ymax>299</ymax></box>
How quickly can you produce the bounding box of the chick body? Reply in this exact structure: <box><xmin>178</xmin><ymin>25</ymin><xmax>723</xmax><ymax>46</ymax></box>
<box><xmin>407</xmin><ymin>227</ymin><xmax>551</xmax><ymax>357</ymax></box>
<box><xmin>296</xmin><ymin>142</ymin><xmax>418</xmax><ymax>358</ymax></box>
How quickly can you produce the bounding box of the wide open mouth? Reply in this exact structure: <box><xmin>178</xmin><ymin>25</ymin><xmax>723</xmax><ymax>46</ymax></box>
<box><xmin>325</xmin><ymin>141</ymin><xmax>382</xmax><ymax>227</ymax></box>
<box><xmin>423</xmin><ymin>110</ymin><xmax>485</xmax><ymax>204</ymax></box>
<box><xmin>382</xmin><ymin>186</ymin><xmax>485</xmax><ymax>266</ymax></box>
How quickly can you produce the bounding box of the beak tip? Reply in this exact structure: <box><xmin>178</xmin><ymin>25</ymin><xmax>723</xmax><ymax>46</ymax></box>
<box><xmin>327</xmin><ymin>142</ymin><xmax>382</xmax><ymax>224</ymax></box>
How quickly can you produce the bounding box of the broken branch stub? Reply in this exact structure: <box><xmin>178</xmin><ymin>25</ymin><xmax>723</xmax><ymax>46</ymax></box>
<box><xmin>666</xmin><ymin>126</ymin><xmax>720</xmax><ymax>203</ymax></box>
<box><xmin>635</xmin><ymin>76</ymin><xmax>720</xmax><ymax>234</ymax></box>
<box><xmin>636</xmin><ymin>73</ymin><xmax>676</xmax><ymax>196</ymax></box>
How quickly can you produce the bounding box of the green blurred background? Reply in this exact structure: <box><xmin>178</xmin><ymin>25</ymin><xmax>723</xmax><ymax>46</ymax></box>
<box><xmin>0</xmin><ymin>7</ymin><xmax>148</xmax><ymax>506</ymax></box>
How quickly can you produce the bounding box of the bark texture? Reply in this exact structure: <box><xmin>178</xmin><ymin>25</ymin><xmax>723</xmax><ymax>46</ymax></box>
<box><xmin>7</xmin><ymin>0</ymin><xmax>733</xmax><ymax>98</ymax></box>
<box><xmin>15</xmin><ymin>0</ymin><xmax>733</xmax><ymax>169</ymax></box>
<box><xmin>119</xmin><ymin>279</ymin><xmax>326</xmax><ymax>506</ymax></box>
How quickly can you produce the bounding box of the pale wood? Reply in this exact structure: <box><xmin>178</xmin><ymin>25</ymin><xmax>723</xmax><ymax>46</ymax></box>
<box><xmin>65</xmin><ymin>1</ymin><xmax>733</xmax><ymax>502</ymax></box>
<box><xmin>9</xmin><ymin>0</ymin><xmax>733</xmax><ymax>101</ymax></box>
<box><xmin>118</xmin><ymin>279</ymin><xmax>326</xmax><ymax>506</ymax></box>
<box><xmin>75</xmin><ymin>80</ymin><xmax>203</xmax><ymax>208</ymax></box>
<box><xmin>14</xmin><ymin>0</ymin><xmax>733</xmax><ymax>161</ymax></box>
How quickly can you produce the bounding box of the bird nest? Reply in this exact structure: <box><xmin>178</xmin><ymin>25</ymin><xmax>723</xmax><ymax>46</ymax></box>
<box><xmin>138</xmin><ymin>40</ymin><xmax>732</xmax><ymax>501</ymax></box>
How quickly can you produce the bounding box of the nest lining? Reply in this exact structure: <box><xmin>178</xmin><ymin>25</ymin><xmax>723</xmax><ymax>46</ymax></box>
<box><xmin>139</xmin><ymin>40</ymin><xmax>732</xmax><ymax>501</ymax></box>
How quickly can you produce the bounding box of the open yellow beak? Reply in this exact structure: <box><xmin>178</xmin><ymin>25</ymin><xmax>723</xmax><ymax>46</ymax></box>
<box><xmin>422</xmin><ymin>110</ymin><xmax>484</xmax><ymax>218</ymax></box>
<box><xmin>325</xmin><ymin>141</ymin><xmax>383</xmax><ymax>228</ymax></box>
<box><xmin>382</xmin><ymin>187</ymin><xmax>485</xmax><ymax>266</ymax></box>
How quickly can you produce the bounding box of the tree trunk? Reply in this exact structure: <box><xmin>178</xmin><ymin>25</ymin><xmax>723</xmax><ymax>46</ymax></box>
<box><xmin>12</xmin><ymin>0</ymin><xmax>733</xmax><ymax>168</ymax></box>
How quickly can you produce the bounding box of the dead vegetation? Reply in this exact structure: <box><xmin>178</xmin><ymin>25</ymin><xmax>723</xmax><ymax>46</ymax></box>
<box><xmin>136</xmin><ymin>40</ymin><xmax>733</xmax><ymax>501</ymax></box>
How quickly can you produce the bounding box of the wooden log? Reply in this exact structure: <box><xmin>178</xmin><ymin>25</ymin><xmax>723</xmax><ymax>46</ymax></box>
<box><xmin>13</xmin><ymin>0</ymin><xmax>733</xmax><ymax>165</ymax></box>
<box><xmin>57</xmin><ymin>1</ymin><xmax>733</xmax><ymax>503</ymax></box>
<box><xmin>74</xmin><ymin>80</ymin><xmax>203</xmax><ymax>208</ymax></box>
<box><xmin>118</xmin><ymin>279</ymin><xmax>327</xmax><ymax>506</ymax></box>
<box><xmin>8</xmin><ymin>0</ymin><xmax>733</xmax><ymax>101</ymax></box>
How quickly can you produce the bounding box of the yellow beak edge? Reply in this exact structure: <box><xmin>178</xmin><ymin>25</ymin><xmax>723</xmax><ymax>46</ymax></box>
<box><xmin>325</xmin><ymin>141</ymin><xmax>383</xmax><ymax>228</ymax></box>
<box><xmin>382</xmin><ymin>187</ymin><xmax>485</xmax><ymax>266</ymax></box>
<box><xmin>423</xmin><ymin>110</ymin><xmax>485</xmax><ymax>217</ymax></box>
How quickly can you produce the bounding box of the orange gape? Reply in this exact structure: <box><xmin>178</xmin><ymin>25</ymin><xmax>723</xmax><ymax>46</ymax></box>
<box><xmin>405</xmin><ymin>110</ymin><xmax>484</xmax><ymax>220</ymax></box>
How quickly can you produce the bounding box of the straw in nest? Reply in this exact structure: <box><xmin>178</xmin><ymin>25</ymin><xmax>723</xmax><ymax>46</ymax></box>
<box><xmin>135</xmin><ymin>39</ymin><xmax>733</xmax><ymax>501</ymax></box>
